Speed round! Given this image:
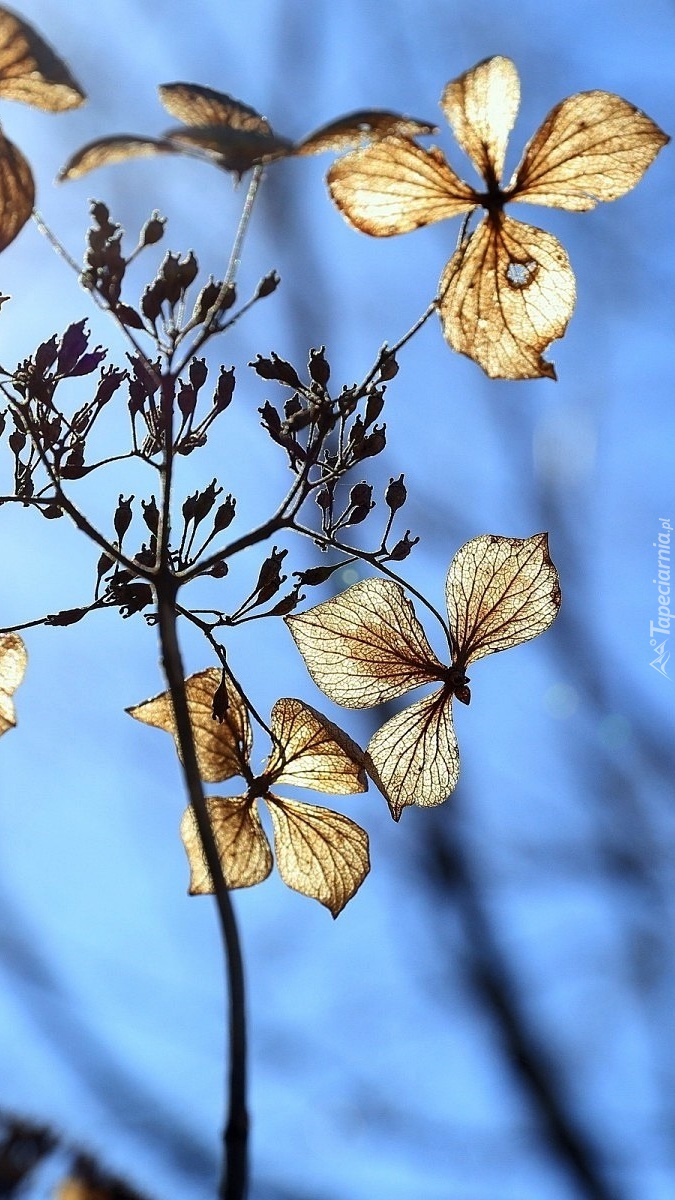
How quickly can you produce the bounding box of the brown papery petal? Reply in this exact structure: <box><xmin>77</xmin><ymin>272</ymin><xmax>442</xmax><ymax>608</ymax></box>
<box><xmin>180</xmin><ymin>796</ymin><xmax>272</xmax><ymax>893</ymax></box>
<box><xmin>164</xmin><ymin>125</ymin><xmax>293</xmax><ymax>173</ymax></box>
<box><xmin>286</xmin><ymin>577</ymin><xmax>444</xmax><ymax>708</ymax></box>
<box><xmin>0</xmin><ymin>631</ymin><xmax>27</xmax><ymax>736</ymax></box>
<box><xmin>58</xmin><ymin>135</ymin><xmax>176</xmax><ymax>182</ymax></box>
<box><xmin>438</xmin><ymin>213</ymin><xmax>576</xmax><ymax>379</ymax></box>
<box><xmin>440</xmin><ymin>56</ymin><xmax>520</xmax><ymax>183</ymax></box>
<box><xmin>0</xmin><ymin>133</ymin><xmax>34</xmax><ymax>250</ymax></box>
<box><xmin>328</xmin><ymin>137</ymin><xmax>476</xmax><ymax>236</ymax></box>
<box><xmin>446</xmin><ymin>533</ymin><xmax>561</xmax><ymax>667</ymax></box>
<box><xmin>267</xmin><ymin>698</ymin><xmax>367</xmax><ymax>794</ymax></box>
<box><xmin>267</xmin><ymin>794</ymin><xmax>369</xmax><ymax>916</ymax></box>
<box><xmin>366</xmin><ymin>689</ymin><xmax>459</xmax><ymax>821</ymax></box>
<box><xmin>158</xmin><ymin>83</ymin><xmax>272</xmax><ymax>134</ymax></box>
<box><xmin>510</xmin><ymin>90</ymin><xmax>669</xmax><ymax>211</ymax></box>
<box><xmin>0</xmin><ymin>9</ymin><xmax>85</xmax><ymax>110</ymax></box>
<box><xmin>297</xmin><ymin>109</ymin><xmax>437</xmax><ymax>156</ymax></box>
<box><xmin>126</xmin><ymin>668</ymin><xmax>252</xmax><ymax>783</ymax></box>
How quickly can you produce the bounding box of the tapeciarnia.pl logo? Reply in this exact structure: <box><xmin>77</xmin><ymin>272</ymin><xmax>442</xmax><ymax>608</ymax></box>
<box><xmin>649</xmin><ymin>517</ymin><xmax>672</xmax><ymax>679</ymax></box>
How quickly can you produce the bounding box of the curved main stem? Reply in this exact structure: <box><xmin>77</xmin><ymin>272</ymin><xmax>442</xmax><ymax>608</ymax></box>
<box><xmin>156</xmin><ymin>370</ymin><xmax>248</xmax><ymax>1199</ymax></box>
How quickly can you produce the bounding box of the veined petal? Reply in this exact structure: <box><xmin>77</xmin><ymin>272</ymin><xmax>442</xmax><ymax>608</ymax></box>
<box><xmin>0</xmin><ymin>632</ymin><xmax>27</xmax><ymax>736</ymax></box>
<box><xmin>366</xmin><ymin>689</ymin><xmax>459</xmax><ymax>821</ymax></box>
<box><xmin>510</xmin><ymin>91</ymin><xmax>669</xmax><ymax>211</ymax></box>
<box><xmin>445</xmin><ymin>533</ymin><xmax>561</xmax><ymax>666</ymax></box>
<box><xmin>267</xmin><ymin>698</ymin><xmax>367</xmax><ymax>794</ymax></box>
<box><xmin>286</xmin><ymin>577</ymin><xmax>444</xmax><ymax>708</ymax></box>
<box><xmin>266</xmin><ymin>794</ymin><xmax>370</xmax><ymax>916</ymax></box>
<box><xmin>441</xmin><ymin>56</ymin><xmax>520</xmax><ymax>183</ymax></box>
<box><xmin>296</xmin><ymin>110</ymin><xmax>437</xmax><ymax>156</ymax></box>
<box><xmin>438</xmin><ymin>214</ymin><xmax>576</xmax><ymax>379</ymax></box>
<box><xmin>180</xmin><ymin>796</ymin><xmax>272</xmax><ymax>893</ymax></box>
<box><xmin>328</xmin><ymin>137</ymin><xmax>476</xmax><ymax>236</ymax></box>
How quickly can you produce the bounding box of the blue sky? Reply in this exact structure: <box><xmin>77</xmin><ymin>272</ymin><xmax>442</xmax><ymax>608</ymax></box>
<box><xmin>0</xmin><ymin>2</ymin><xmax>673</xmax><ymax>1198</ymax></box>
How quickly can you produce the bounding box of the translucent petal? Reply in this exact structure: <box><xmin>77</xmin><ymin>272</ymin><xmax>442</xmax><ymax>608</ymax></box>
<box><xmin>366</xmin><ymin>689</ymin><xmax>459</xmax><ymax>821</ymax></box>
<box><xmin>127</xmin><ymin>668</ymin><xmax>251</xmax><ymax>783</ymax></box>
<box><xmin>267</xmin><ymin>794</ymin><xmax>369</xmax><ymax>916</ymax></box>
<box><xmin>438</xmin><ymin>214</ymin><xmax>576</xmax><ymax>379</ymax></box>
<box><xmin>163</xmin><ymin>125</ymin><xmax>292</xmax><ymax>173</ymax></box>
<box><xmin>510</xmin><ymin>91</ymin><xmax>670</xmax><ymax>211</ymax></box>
<box><xmin>0</xmin><ymin>134</ymin><xmax>34</xmax><ymax>251</ymax></box>
<box><xmin>0</xmin><ymin>9</ymin><xmax>85</xmax><ymax>110</ymax></box>
<box><xmin>0</xmin><ymin>632</ymin><xmax>27</xmax><ymax>736</ymax></box>
<box><xmin>440</xmin><ymin>56</ymin><xmax>520</xmax><ymax>182</ymax></box>
<box><xmin>286</xmin><ymin>577</ymin><xmax>444</xmax><ymax>707</ymax></box>
<box><xmin>267</xmin><ymin>698</ymin><xmax>367</xmax><ymax>794</ymax></box>
<box><xmin>297</xmin><ymin>109</ymin><xmax>437</xmax><ymax>156</ymax></box>
<box><xmin>158</xmin><ymin>83</ymin><xmax>271</xmax><ymax>134</ymax></box>
<box><xmin>328</xmin><ymin>137</ymin><xmax>476</xmax><ymax>236</ymax></box>
<box><xmin>446</xmin><ymin>533</ymin><xmax>562</xmax><ymax>666</ymax></box>
<box><xmin>180</xmin><ymin>797</ymin><xmax>272</xmax><ymax>893</ymax></box>
<box><xmin>59</xmin><ymin>135</ymin><xmax>175</xmax><ymax>182</ymax></box>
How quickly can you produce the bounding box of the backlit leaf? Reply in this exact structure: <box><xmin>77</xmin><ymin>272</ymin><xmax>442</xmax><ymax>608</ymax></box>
<box><xmin>328</xmin><ymin>137</ymin><xmax>475</xmax><ymax>236</ymax></box>
<box><xmin>180</xmin><ymin>796</ymin><xmax>272</xmax><ymax>893</ymax></box>
<box><xmin>267</xmin><ymin>794</ymin><xmax>369</xmax><ymax>916</ymax></box>
<box><xmin>366</xmin><ymin>689</ymin><xmax>459</xmax><ymax>821</ymax></box>
<box><xmin>446</xmin><ymin>532</ymin><xmax>561</xmax><ymax>666</ymax></box>
<box><xmin>511</xmin><ymin>91</ymin><xmax>670</xmax><ymax>211</ymax></box>
<box><xmin>59</xmin><ymin>135</ymin><xmax>175</xmax><ymax>181</ymax></box>
<box><xmin>440</xmin><ymin>54</ymin><xmax>519</xmax><ymax>181</ymax></box>
<box><xmin>266</xmin><ymin>697</ymin><xmax>367</xmax><ymax>794</ymax></box>
<box><xmin>297</xmin><ymin>109</ymin><xmax>437</xmax><ymax>156</ymax></box>
<box><xmin>0</xmin><ymin>631</ymin><xmax>26</xmax><ymax>736</ymax></box>
<box><xmin>285</xmin><ymin>577</ymin><xmax>444</xmax><ymax>707</ymax></box>
<box><xmin>158</xmin><ymin>83</ymin><xmax>272</xmax><ymax>134</ymax></box>
<box><xmin>0</xmin><ymin>131</ymin><xmax>33</xmax><ymax>249</ymax></box>
<box><xmin>438</xmin><ymin>214</ymin><xmax>576</xmax><ymax>379</ymax></box>
<box><xmin>127</xmin><ymin>668</ymin><xmax>251</xmax><ymax>782</ymax></box>
<box><xmin>0</xmin><ymin>8</ymin><xmax>85</xmax><ymax>110</ymax></box>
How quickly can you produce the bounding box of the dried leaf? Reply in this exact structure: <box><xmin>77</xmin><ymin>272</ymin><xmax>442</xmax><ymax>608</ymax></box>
<box><xmin>158</xmin><ymin>82</ymin><xmax>272</xmax><ymax>134</ymax></box>
<box><xmin>267</xmin><ymin>794</ymin><xmax>369</xmax><ymax>916</ymax></box>
<box><xmin>180</xmin><ymin>796</ymin><xmax>272</xmax><ymax>893</ymax></box>
<box><xmin>328</xmin><ymin>137</ymin><xmax>475</xmax><ymax>235</ymax></box>
<box><xmin>0</xmin><ymin>630</ymin><xmax>27</xmax><ymax>736</ymax></box>
<box><xmin>438</xmin><ymin>214</ymin><xmax>576</xmax><ymax>380</ymax></box>
<box><xmin>266</xmin><ymin>698</ymin><xmax>367</xmax><ymax>794</ymax></box>
<box><xmin>297</xmin><ymin>109</ymin><xmax>437</xmax><ymax>156</ymax></box>
<box><xmin>0</xmin><ymin>131</ymin><xmax>34</xmax><ymax>250</ymax></box>
<box><xmin>0</xmin><ymin>9</ymin><xmax>85</xmax><ymax>110</ymax></box>
<box><xmin>285</xmin><ymin>577</ymin><xmax>444</xmax><ymax>707</ymax></box>
<box><xmin>510</xmin><ymin>90</ymin><xmax>670</xmax><ymax>211</ymax></box>
<box><xmin>127</xmin><ymin>668</ymin><xmax>251</xmax><ymax>782</ymax></box>
<box><xmin>446</xmin><ymin>532</ymin><xmax>561</xmax><ymax>666</ymax></box>
<box><xmin>59</xmin><ymin>135</ymin><xmax>175</xmax><ymax>182</ymax></box>
<box><xmin>440</xmin><ymin>55</ymin><xmax>519</xmax><ymax>181</ymax></box>
<box><xmin>366</xmin><ymin>689</ymin><xmax>459</xmax><ymax>821</ymax></box>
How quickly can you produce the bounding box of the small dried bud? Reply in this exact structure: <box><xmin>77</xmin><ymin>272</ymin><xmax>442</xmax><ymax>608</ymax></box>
<box><xmin>364</xmin><ymin>387</ymin><xmax>385</xmax><ymax>427</ymax></box>
<box><xmin>256</xmin><ymin>270</ymin><xmax>280</xmax><ymax>298</ymax></box>
<box><xmin>141</xmin><ymin>496</ymin><xmax>159</xmax><ymax>534</ymax></box>
<box><xmin>378</xmin><ymin>352</ymin><xmax>398</xmax><ymax>381</ymax></box>
<box><xmin>213</xmin><ymin>366</ymin><xmax>235</xmax><ymax>413</ymax></box>
<box><xmin>213</xmin><ymin>495</ymin><xmax>236</xmax><ymax>532</ymax></box>
<box><xmin>212</xmin><ymin>672</ymin><xmax>229</xmax><ymax>722</ymax></box>
<box><xmin>385</xmin><ymin>474</ymin><xmax>407</xmax><ymax>513</ymax></box>
<box><xmin>114</xmin><ymin>494</ymin><xmax>134</xmax><ymax>543</ymax></box>
<box><xmin>388</xmin><ymin>531</ymin><xmax>419</xmax><ymax>561</ymax></box>
<box><xmin>140</xmin><ymin>213</ymin><xmax>166</xmax><ymax>246</ymax></box>
<box><xmin>308</xmin><ymin>347</ymin><xmax>330</xmax><ymax>387</ymax></box>
<box><xmin>189</xmin><ymin>358</ymin><xmax>208</xmax><ymax>392</ymax></box>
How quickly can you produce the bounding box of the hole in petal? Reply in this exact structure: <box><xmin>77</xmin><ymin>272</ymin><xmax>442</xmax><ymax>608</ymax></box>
<box><xmin>506</xmin><ymin>258</ymin><xmax>537</xmax><ymax>288</ymax></box>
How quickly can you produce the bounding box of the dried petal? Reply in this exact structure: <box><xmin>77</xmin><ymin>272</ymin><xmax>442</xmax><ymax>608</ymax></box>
<box><xmin>0</xmin><ymin>631</ymin><xmax>27</xmax><ymax>736</ymax></box>
<box><xmin>180</xmin><ymin>796</ymin><xmax>272</xmax><ymax>893</ymax></box>
<box><xmin>158</xmin><ymin>83</ymin><xmax>272</xmax><ymax>134</ymax></box>
<box><xmin>440</xmin><ymin>55</ymin><xmax>520</xmax><ymax>182</ymax></box>
<box><xmin>59</xmin><ymin>135</ymin><xmax>175</xmax><ymax>182</ymax></box>
<box><xmin>0</xmin><ymin>9</ymin><xmax>85</xmax><ymax>110</ymax></box>
<box><xmin>266</xmin><ymin>698</ymin><xmax>367</xmax><ymax>794</ymax></box>
<box><xmin>511</xmin><ymin>91</ymin><xmax>670</xmax><ymax>211</ymax></box>
<box><xmin>286</xmin><ymin>577</ymin><xmax>444</xmax><ymax>707</ymax></box>
<box><xmin>127</xmin><ymin>668</ymin><xmax>251</xmax><ymax>782</ymax></box>
<box><xmin>366</xmin><ymin>689</ymin><xmax>459</xmax><ymax>821</ymax></box>
<box><xmin>297</xmin><ymin>109</ymin><xmax>437</xmax><ymax>156</ymax></box>
<box><xmin>328</xmin><ymin>137</ymin><xmax>476</xmax><ymax>236</ymax></box>
<box><xmin>438</xmin><ymin>214</ymin><xmax>576</xmax><ymax>379</ymax></box>
<box><xmin>446</xmin><ymin>533</ymin><xmax>561</xmax><ymax>666</ymax></box>
<box><xmin>0</xmin><ymin>133</ymin><xmax>34</xmax><ymax>250</ymax></box>
<box><xmin>164</xmin><ymin>125</ymin><xmax>293</xmax><ymax>172</ymax></box>
<box><xmin>266</xmin><ymin>794</ymin><xmax>369</xmax><ymax>916</ymax></box>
